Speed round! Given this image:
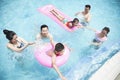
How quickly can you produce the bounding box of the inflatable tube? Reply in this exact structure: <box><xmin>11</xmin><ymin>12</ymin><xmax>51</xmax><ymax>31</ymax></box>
<box><xmin>38</xmin><ymin>5</ymin><xmax>80</xmax><ymax>32</ymax></box>
<box><xmin>34</xmin><ymin>43</ymin><xmax>70</xmax><ymax>68</ymax></box>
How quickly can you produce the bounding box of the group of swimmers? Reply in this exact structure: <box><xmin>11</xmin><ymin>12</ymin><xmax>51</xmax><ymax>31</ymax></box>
<box><xmin>3</xmin><ymin>4</ymin><xmax>110</xmax><ymax>80</ymax></box>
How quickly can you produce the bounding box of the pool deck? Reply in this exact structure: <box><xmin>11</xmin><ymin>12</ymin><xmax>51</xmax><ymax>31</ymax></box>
<box><xmin>89</xmin><ymin>51</ymin><xmax>120</xmax><ymax>80</ymax></box>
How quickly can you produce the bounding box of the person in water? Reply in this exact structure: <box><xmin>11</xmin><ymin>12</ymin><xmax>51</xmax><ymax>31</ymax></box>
<box><xmin>86</xmin><ymin>27</ymin><xmax>110</xmax><ymax>46</ymax></box>
<box><xmin>36</xmin><ymin>24</ymin><xmax>53</xmax><ymax>42</ymax></box>
<box><xmin>75</xmin><ymin>4</ymin><xmax>91</xmax><ymax>26</ymax></box>
<box><xmin>3</xmin><ymin>29</ymin><xmax>35</xmax><ymax>52</ymax></box>
<box><xmin>50</xmin><ymin>9</ymin><xmax>81</xmax><ymax>28</ymax></box>
<box><xmin>47</xmin><ymin>41</ymin><xmax>67</xmax><ymax>80</ymax></box>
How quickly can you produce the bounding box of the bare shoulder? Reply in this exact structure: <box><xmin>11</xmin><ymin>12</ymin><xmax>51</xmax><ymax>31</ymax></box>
<box><xmin>36</xmin><ymin>33</ymin><xmax>42</xmax><ymax>39</ymax></box>
<box><xmin>87</xmin><ymin>13</ymin><xmax>91</xmax><ymax>17</ymax></box>
<box><xmin>48</xmin><ymin>33</ymin><xmax>53</xmax><ymax>38</ymax></box>
<box><xmin>47</xmin><ymin>50</ymin><xmax>53</xmax><ymax>57</ymax></box>
<box><xmin>7</xmin><ymin>43</ymin><xmax>13</xmax><ymax>48</ymax></box>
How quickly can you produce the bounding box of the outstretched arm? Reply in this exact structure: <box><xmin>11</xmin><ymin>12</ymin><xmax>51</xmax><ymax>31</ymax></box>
<box><xmin>18</xmin><ymin>37</ymin><xmax>28</xmax><ymax>44</ymax></box>
<box><xmin>49</xmin><ymin>34</ymin><xmax>54</xmax><ymax>47</ymax></box>
<box><xmin>75</xmin><ymin>11</ymin><xmax>81</xmax><ymax>16</ymax></box>
<box><xmin>19</xmin><ymin>37</ymin><xmax>35</xmax><ymax>45</ymax></box>
<box><xmin>7</xmin><ymin>43</ymin><xmax>29</xmax><ymax>53</ymax></box>
<box><xmin>85</xmin><ymin>26</ymin><xmax>97</xmax><ymax>32</ymax></box>
<box><xmin>52</xmin><ymin>54</ymin><xmax>67</xmax><ymax>80</ymax></box>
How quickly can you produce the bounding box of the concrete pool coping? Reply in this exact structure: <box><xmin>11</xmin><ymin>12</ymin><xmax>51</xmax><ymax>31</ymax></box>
<box><xmin>89</xmin><ymin>51</ymin><xmax>120</xmax><ymax>80</ymax></box>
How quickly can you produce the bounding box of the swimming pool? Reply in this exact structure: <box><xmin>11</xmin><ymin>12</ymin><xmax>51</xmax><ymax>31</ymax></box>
<box><xmin>0</xmin><ymin>0</ymin><xmax>120</xmax><ymax>80</ymax></box>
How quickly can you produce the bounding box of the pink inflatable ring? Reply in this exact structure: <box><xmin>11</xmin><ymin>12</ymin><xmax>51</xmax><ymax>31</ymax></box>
<box><xmin>34</xmin><ymin>43</ymin><xmax>70</xmax><ymax>68</ymax></box>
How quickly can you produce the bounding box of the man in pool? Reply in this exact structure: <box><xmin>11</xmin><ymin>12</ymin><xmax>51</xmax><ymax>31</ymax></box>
<box><xmin>75</xmin><ymin>4</ymin><xmax>91</xmax><ymax>26</ymax></box>
<box><xmin>50</xmin><ymin>9</ymin><xmax>81</xmax><ymax>28</ymax></box>
<box><xmin>36</xmin><ymin>24</ymin><xmax>53</xmax><ymax>42</ymax></box>
<box><xmin>47</xmin><ymin>41</ymin><xmax>67</xmax><ymax>80</ymax></box>
<box><xmin>3</xmin><ymin>29</ymin><xmax>34</xmax><ymax>52</ymax></box>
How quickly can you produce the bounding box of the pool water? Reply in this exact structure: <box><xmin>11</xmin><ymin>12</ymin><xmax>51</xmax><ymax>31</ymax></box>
<box><xmin>0</xmin><ymin>0</ymin><xmax>120</xmax><ymax>80</ymax></box>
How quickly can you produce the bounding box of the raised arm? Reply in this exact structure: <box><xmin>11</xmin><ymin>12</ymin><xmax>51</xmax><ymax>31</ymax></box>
<box><xmin>19</xmin><ymin>37</ymin><xmax>35</xmax><ymax>45</ymax></box>
<box><xmin>52</xmin><ymin>54</ymin><xmax>67</xmax><ymax>80</ymax></box>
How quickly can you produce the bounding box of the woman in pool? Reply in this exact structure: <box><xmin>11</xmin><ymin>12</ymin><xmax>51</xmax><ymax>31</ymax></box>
<box><xmin>75</xmin><ymin>4</ymin><xmax>91</xmax><ymax>26</ymax></box>
<box><xmin>50</xmin><ymin>9</ymin><xmax>81</xmax><ymax>28</ymax></box>
<box><xmin>86</xmin><ymin>27</ymin><xmax>110</xmax><ymax>46</ymax></box>
<box><xmin>47</xmin><ymin>41</ymin><xmax>67</xmax><ymax>80</ymax></box>
<box><xmin>3</xmin><ymin>29</ymin><xmax>35</xmax><ymax>52</ymax></box>
<box><xmin>36</xmin><ymin>24</ymin><xmax>53</xmax><ymax>42</ymax></box>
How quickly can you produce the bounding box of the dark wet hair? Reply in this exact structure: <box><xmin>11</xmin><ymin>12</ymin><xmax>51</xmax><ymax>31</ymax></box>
<box><xmin>85</xmin><ymin>4</ymin><xmax>91</xmax><ymax>10</ymax></box>
<box><xmin>40</xmin><ymin>24</ymin><xmax>48</xmax><ymax>31</ymax></box>
<box><xmin>102</xmin><ymin>27</ymin><xmax>110</xmax><ymax>34</ymax></box>
<box><xmin>72</xmin><ymin>18</ymin><xmax>79</xmax><ymax>24</ymax></box>
<box><xmin>3</xmin><ymin>29</ymin><xmax>16</xmax><ymax>41</ymax></box>
<box><xmin>55</xmin><ymin>43</ymin><xmax>64</xmax><ymax>52</ymax></box>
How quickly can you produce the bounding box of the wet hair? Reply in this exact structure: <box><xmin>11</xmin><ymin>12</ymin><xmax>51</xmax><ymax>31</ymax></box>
<box><xmin>102</xmin><ymin>27</ymin><xmax>110</xmax><ymax>34</ymax></box>
<box><xmin>40</xmin><ymin>24</ymin><xmax>48</xmax><ymax>31</ymax></box>
<box><xmin>85</xmin><ymin>4</ymin><xmax>91</xmax><ymax>10</ymax></box>
<box><xmin>72</xmin><ymin>18</ymin><xmax>79</xmax><ymax>24</ymax></box>
<box><xmin>3</xmin><ymin>29</ymin><xmax>16</xmax><ymax>40</ymax></box>
<box><xmin>55</xmin><ymin>43</ymin><xmax>64</xmax><ymax>52</ymax></box>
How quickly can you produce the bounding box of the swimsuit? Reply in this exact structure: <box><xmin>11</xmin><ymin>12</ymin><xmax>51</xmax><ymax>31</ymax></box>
<box><xmin>80</xmin><ymin>22</ymin><xmax>89</xmax><ymax>27</ymax></box>
<box><xmin>66</xmin><ymin>21</ymin><xmax>74</xmax><ymax>28</ymax></box>
<box><xmin>56</xmin><ymin>53</ymin><xmax>61</xmax><ymax>56</ymax></box>
<box><xmin>17</xmin><ymin>41</ymin><xmax>24</xmax><ymax>48</ymax></box>
<box><xmin>93</xmin><ymin>31</ymin><xmax>107</xmax><ymax>43</ymax></box>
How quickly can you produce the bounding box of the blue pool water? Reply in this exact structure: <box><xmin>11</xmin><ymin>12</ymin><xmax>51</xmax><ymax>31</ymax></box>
<box><xmin>0</xmin><ymin>0</ymin><xmax>120</xmax><ymax>80</ymax></box>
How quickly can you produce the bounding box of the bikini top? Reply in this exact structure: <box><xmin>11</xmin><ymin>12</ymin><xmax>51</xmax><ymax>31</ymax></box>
<box><xmin>17</xmin><ymin>40</ymin><xmax>24</xmax><ymax>48</ymax></box>
<box><xmin>94</xmin><ymin>31</ymin><xmax>107</xmax><ymax>42</ymax></box>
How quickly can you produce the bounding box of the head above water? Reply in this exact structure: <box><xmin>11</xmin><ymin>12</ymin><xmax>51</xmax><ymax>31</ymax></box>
<box><xmin>55</xmin><ymin>43</ymin><xmax>64</xmax><ymax>53</ymax></box>
<box><xmin>84</xmin><ymin>4</ymin><xmax>91</xmax><ymax>13</ymax></box>
<box><xmin>3</xmin><ymin>29</ymin><xmax>16</xmax><ymax>41</ymax></box>
<box><xmin>85</xmin><ymin>4</ymin><xmax>91</xmax><ymax>10</ymax></box>
<box><xmin>72</xmin><ymin>18</ymin><xmax>79</xmax><ymax>26</ymax></box>
<box><xmin>40</xmin><ymin>24</ymin><xmax>49</xmax><ymax>31</ymax></box>
<box><xmin>40</xmin><ymin>24</ymin><xmax>49</xmax><ymax>37</ymax></box>
<box><xmin>102</xmin><ymin>27</ymin><xmax>110</xmax><ymax>36</ymax></box>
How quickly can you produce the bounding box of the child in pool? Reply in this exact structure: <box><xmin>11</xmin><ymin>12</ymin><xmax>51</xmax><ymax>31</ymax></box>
<box><xmin>86</xmin><ymin>27</ymin><xmax>110</xmax><ymax>46</ymax></box>
<box><xmin>47</xmin><ymin>41</ymin><xmax>67</xmax><ymax>80</ymax></box>
<box><xmin>3</xmin><ymin>29</ymin><xmax>35</xmax><ymax>52</ymax></box>
<box><xmin>50</xmin><ymin>9</ymin><xmax>81</xmax><ymax>28</ymax></box>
